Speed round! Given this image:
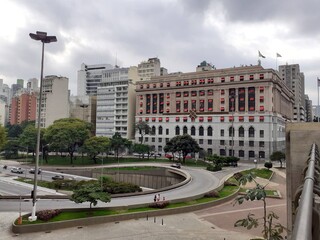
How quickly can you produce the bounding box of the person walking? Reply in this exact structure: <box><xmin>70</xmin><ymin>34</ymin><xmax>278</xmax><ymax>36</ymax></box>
<box><xmin>154</xmin><ymin>195</ymin><xmax>157</xmax><ymax>202</ymax></box>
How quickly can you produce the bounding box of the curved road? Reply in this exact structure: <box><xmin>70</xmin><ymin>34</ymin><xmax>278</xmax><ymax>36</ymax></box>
<box><xmin>0</xmin><ymin>163</ymin><xmax>252</xmax><ymax>212</ymax></box>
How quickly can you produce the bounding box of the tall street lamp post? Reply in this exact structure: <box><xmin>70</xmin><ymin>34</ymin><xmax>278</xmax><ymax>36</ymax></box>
<box><xmin>29</xmin><ymin>31</ymin><xmax>57</xmax><ymax>221</ymax></box>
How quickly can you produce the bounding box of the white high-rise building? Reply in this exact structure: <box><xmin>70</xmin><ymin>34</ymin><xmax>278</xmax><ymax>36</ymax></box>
<box><xmin>96</xmin><ymin>66</ymin><xmax>138</xmax><ymax>139</ymax></box>
<box><xmin>77</xmin><ymin>63</ymin><xmax>113</xmax><ymax>96</ymax></box>
<box><xmin>279</xmin><ymin>64</ymin><xmax>305</xmax><ymax>122</ymax></box>
<box><xmin>137</xmin><ymin>57</ymin><xmax>162</xmax><ymax>81</ymax></box>
<box><xmin>27</xmin><ymin>78</ymin><xmax>39</xmax><ymax>92</ymax></box>
<box><xmin>36</xmin><ymin>75</ymin><xmax>70</xmax><ymax>128</ymax></box>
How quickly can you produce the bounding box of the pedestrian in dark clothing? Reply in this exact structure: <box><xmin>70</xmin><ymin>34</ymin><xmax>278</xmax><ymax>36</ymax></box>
<box><xmin>154</xmin><ymin>195</ymin><xmax>157</xmax><ymax>202</ymax></box>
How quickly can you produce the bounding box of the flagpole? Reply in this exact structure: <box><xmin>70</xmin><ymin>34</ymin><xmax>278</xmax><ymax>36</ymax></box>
<box><xmin>317</xmin><ymin>78</ymin><xmax>320</xmax><ymax>122</ymax></box>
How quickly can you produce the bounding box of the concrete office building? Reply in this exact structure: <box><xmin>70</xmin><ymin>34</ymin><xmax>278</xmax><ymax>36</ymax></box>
<box><xmin>135</xmin><ymin>64</ymin><xmax>294</xmax><ymax>160</ymax></box>
<box><xmin>279</xmin><ymin>64</ymin><xmax>306</xmax><ymax>122</ymax></box>
<box><xmin>304</xmin><ymin>95</ymin><xmax>313</xmax><ymax>122</ymax></box>
<box><xmin>27</xmin><ymin>78</ymin><xmax>39</xmax><ymax>92</ymax></box>
<box><xmin>138</xmin><ymin>57</ymin><xmax>164</xmax><ymax>81</ymax></box>
<box><xmin>96</xmin><ymin>66</ymin><xmax>139</xmax><ymax>139</ymax></box>
<box><xmin>77</xmin><ymin>63</ymin><xmax>113</xmax><ymax>96</ymax></box>
<box><xmin>0</xmin><ymin>99</ymin><xmax>6</xmax><ymax>126</ymax></box>
<box><xmin>36</xmin><ymin>75</ymin><xmax>69</xmax><ymax>128</ymax></box>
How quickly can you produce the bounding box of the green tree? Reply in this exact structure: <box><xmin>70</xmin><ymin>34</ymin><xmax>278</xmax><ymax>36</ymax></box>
<box><xmin>18</xmin><ymin>125</ymin><xmax>37</xmax><ymax>157</ymax></box>
<box><xmin>83</xmin><ymin>136</ymin><xmax>110</xmax><ymax>164</ymax></box>
<box><xmin>132</xmin><ymin>143</ymin><xmax>150</xmax><ymax>158</ymax></box>
<box><xmin>2</xmin><ymin>139</ymin><xmax>19</xmax><ymax>159</ymax></box>
<box><xmin>6</xmin><ymin>124</ymin><xmax>23</xmax><ymax>138</ymax></box>
<box><xmin>110</xmin><ymin>132</ymin><xmax>131</xmax><ymax>162</ymax></box>
<box><xmin>0</xmin><ymin>124</ymin><xmax>7</xmax><ymax>150</ymax></box>
<box><xmin>71</xmin><ymin>183</ymin><xmax>111</xmax><ymax>208</ymax></box>
<box><xmin>165</xmin><ymin>134</ymin><xmax>200</xmax><ymax>163</ymax></box>
<box><xmin>135</xmin><ymin>121</ymin><xmax>151</xmax><ymax>144</ymax></box>
<box><xmin>234</xmin><ymin>173</ymin><xmax>286</xmax><ymax>239</ymax></box>
<box><xmin>270</xmin><ymin>151</ymin><xmax>285</xmax><ymax>168</ymax></box>
<box><xmin>44</xmin><ymin>118</ymin><xmax>91</xmax><ymax>164</ymax></box>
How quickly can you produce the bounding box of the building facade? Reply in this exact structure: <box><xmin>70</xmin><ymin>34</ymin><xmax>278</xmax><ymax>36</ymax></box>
<box><xmin>279</xmin><ymin>64</ymin><xmax>305</xmax><ymax>122</ymax></box>
<box><xmin>96</xmin><ymin>66</ymin><xmax>138</xmax><ymax>139</ymax></box>
<box><xmin>137</xmin><ymin>57</ymin><xmax>162</xmax><ymax>81</ymax></box>
<box><xmin>36</xmin><ymin>75</ymin><xmax>69</xmax><ymax>128</ymax></box>
<box><xmin>10</xmin><ymin>92</ymin><xmax>37</xmax><ymax>125</ymax></box>
<box><xmin>135</xmin><ymin>65</ymin><xmax>294</xmax><ymax>160</ymax></box>
<box><xmin>77</xmin><ymin>63</ymin><xmax>113</xmax><ymax>96</ymax></box>
<box><xmin>304</xmin><ymin>95</ymin><xmax>313</xmax><ymax>122</ymax></box>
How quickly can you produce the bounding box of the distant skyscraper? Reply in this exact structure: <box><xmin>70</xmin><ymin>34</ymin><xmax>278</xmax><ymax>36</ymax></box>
<box><xmin>304</xmin><ymin>95</ymin><xmax>313</xmax><ymax>122</ymax></box>
<box><xmin>137</xmin><ymin>57</ymin><xmax>162</xmax><ymax>81</ymax></box>
<box><xmin>36</xmin><ymin>75</ymin><xmax>69</xmax><ymax>128</ymax></box>
<box><xmin>17</xmin><ymin>79</ymin><xmax>24</xmax><ymax>88</ymax></box>
<box><xmin>77</xmin><ymin>63</ymin><xmax>113</xmax><ymax>96</ymax></box>
<box><xmin>279</xmin><ymin>64</ymin><xmax>306</xmax><ymax>122</ymax></box>
<box><xmin>27</xmin><ymin>78</ymin><xmax>39</xmax><ymax>92</ymax></box>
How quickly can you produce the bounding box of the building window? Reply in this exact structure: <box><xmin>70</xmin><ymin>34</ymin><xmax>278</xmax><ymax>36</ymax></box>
<box><xmin>221</xmin><ymin>77</ymin><xmax>225</xmax><ymax>83</ymax></box>
<box><xmin>176</xmin><ymin>92</ymin><xmax>181</xmax><ymax>97</ymax></box>
<box><xmin>249</xmin><ymin>150</ymin><xmax>255</xmax><ymax>158</ymax></box>
<box><xmin>220</xmin><ymin>129</ymin><xmax>224</xmax><ymax>136</ymax></box>
<box><xmin>191</xmin><ymin>91</ymin><xmax>197</xmax><ymax>96</ymax></box>
<box><xmin>152</xmin><ymin>137</ymin><xmax>155</xmax><ymax>142</ymax></box>
<box><xmin>208</xmin><ymin>139</ymin><xmax>212</xmax><ymax>144</ymax></box>
<box><xmin>183</xmin><ymin>126</ymin><xmax>188</xmax><ymax>135</ymax></box>
<box><xmin>239</xmin><ymin>127</ymin><xmax>244</xmax><ymax>137</ymax></box>
<box><xmin>240</xmin><ymin>76</ymin><xmax>244</xmax><ymax>81</ymax></box>
<box><xmin>208</xmin><ymin>148</ymin><xmax>213</xmax><ymax>155</ymax></box>
<box><xmin>220</xmin><ymin>116</ymin><xmax>225</xmax><ymax>122</ymax></box>
<box><xmin>229</xmin><ymin>140</ymin><xmax>234</xmax><ymax>146</ymax></box>
<box><xmin>249</xmin><ymin>75</ymin><xmax>254</xmax><ymax>80</ymax></box>
<box><xmin>249</xmin><ymin>141</ymin><xmax>254</xmax><ymax>147</ymax></box>
<box><xmin>159</xmin><ymin>138</ymin><xmax>162</xmax><ymax>143</ymax></box>
<box><xmin>249</xmin><ymin>127</ymin><xmax>255</xmax><ymax>137</ymax></box>
<box><xmin>199</xmin><ymin>126</ymin><xmax>204</xmax><ymax>136</ymax></box>
<box><xmin>175</xmin><ymin>126</ymin><xmax>180</xmax><ymax>135</ymax></box>
<box><xmin>259</xmin><ymin>141</ymin><xmax>265</xmax><ymax>147</ymax></box>
<box><xmin>239</xmin><ymin>140</ymin><xmax>244</xmax><ymax>146</ymax></box>
<box><xmin>239</xmin><ymin>150</ymin><xmax>244</xmax><ymax>157</ymax></box>
<box><xmin>220</xmin><ymin>149</ymin><xmax>226</xmax><ymax>156</ymax></box>
<box><xmin>259</xmin><ymin>151</ymin><xmax>265</xmax><ymax>158</ymax></box>
<box><xmin>260</xmin><ymin>130</ymin><xmax>264</xmax><ymax>138</ymax></box>
<box><xmin>159</xmin><ymin>126</ymin><xmax>163</xmax><ymax>135</ymax></box>
<box><xmin>207</xmin><ymin>90</ymin><xmax>213</xmax><ymax>95</ymax></box>
<box><xmin>199</xmin><ymin>139</ymin><xmax>204</xmax><ymax>144</ymax></box>
<box><xmin>152</xmin><ymin>126</ymin><xmax>156</xmax><ymax>134</ymax></box>
<box><xmin>220</xmin><ymin>140</ymin><xmax>225</xmax><ymax>145</ymax></box>
<box><xmin>229</xmin><ymin>127</ymin><xmax>235</xmax><ymax>137</ymax></box>
<box><xmin>145</xmin><ymin>137</ymin><xmax>149</xmax><ymax>142</ymax></box>
<box><xmin>166</xmin><ymin>129</ymin><xmax>169</xmax><ymax>135</ymax></box>
<box><xmin>259</xmin><ymin>116</ymin><xmax>265</xmax><ymax>122</ymax></box>
<box><xmin>259</xmin><ymin>74</ymin><xmax>264</xmax><ymax>79</ymax></box>
<box><xmin>207</xmin><ymin>126</ymin><xmax>213</xmax><ymax>136</ymax></box>
<box><xmin>191</xmin><ymin>126</ymin><xmax>196</xmax><ymax>136</ymax></box>
<box><xmin>184</xmin><ymin>91</ymin><xmax>189</xmax><ymax>97</ymax></box>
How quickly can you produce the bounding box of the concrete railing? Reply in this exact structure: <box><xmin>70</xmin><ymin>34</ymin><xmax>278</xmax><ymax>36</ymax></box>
<box><xmin>292</xmin><ymin>143</ymin><xmax>320</xmax><ymax>240</ymax></box>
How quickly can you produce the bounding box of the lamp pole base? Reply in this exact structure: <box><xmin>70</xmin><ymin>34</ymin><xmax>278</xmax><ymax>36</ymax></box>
<box><xmin>28</xmin><ymin>204</ymin><xmax>38</xmax><ymax>221</ymax></box>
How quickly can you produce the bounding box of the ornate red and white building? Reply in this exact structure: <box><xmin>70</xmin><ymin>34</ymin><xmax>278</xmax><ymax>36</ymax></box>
<box><xmin>135</xmin><ymin>64</ymin><xmax>293</xmax><ymax>160</ymax></box>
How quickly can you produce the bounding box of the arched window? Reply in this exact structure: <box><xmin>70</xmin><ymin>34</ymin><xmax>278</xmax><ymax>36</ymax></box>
<box><xmin>199</xmin><ymin>126</ymin><xmax>204</xmax><ymax>136</ymax></box>
<box><xmin>207</xmin><ymin>126</ymin><xmax>213</xmax><ymax>136</ymax></box>
<box><xmin>175</xmin><ymin>126</ymin><xmax>180</xmax><ymax>135</ymax></box>
<box><xmin>249</xmin><ymin>126</ymin><xmax>255</xmax><ymax>137</ymax></box>
<box><xmin>183</xmin><ymin>126</ymin><xmax>188</xmax><ymax>135</ymax></box>
<box><xmin>152</xmin><ymin>126</ymin><xmax>156</xmax><ymax>135</ymax></box>
<box><xmin>191</xmin><ymin>126</ymin><xmax>196</xmax><ymax>136</ymax></box>
<box><xmin>158</xmin><ymin>126</ymin><xmax>163</xmax><ymax>135</ymax></box>
<box><xmin>239</xmin><ymin>126</ymin><xmax>244</xmax><ymax>137</ymax></box>
<box><xmin>249</xmin><ymin>150</ymin><xmax>255</xmax><ymax>158</ymax></box>
<box><xmin>229</xmin><ymin>126</ymin><xmax>235</xmax><ymax>137</ymax></box>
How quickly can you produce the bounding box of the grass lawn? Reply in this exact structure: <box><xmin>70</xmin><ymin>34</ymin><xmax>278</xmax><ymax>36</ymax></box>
<box><xmin>18</xmin><ymin>184</ymin><xmax>239</xmax><ymax>225</ymax></box>
<box><xmin>241</xmin><ymin>168</ymin><xmax>273</xmax><ymax>179</ymax></box>
<box><xmin>239</xmin><ymin>188</ymin><xmax>279</xmax><ymax>197</ymax></box>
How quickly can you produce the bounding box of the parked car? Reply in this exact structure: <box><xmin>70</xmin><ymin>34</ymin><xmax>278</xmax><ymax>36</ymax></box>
<box><xmin>171</xmin><ymin>163</ymin><xmax>181</xmax><ymax>169</ymax></box>
<box><xmin>52</xmin><ymin>175</ymin><xmax>64</xmax><ymax>180</ymax></box>
<box><xmin>11</xmin><ymin>167</ymin><xmax>24</xmax><ymax>174</ymax></box>
<box><xmin>29</xmin><ymin>168</ymin><xmax>41</xmax><ymax>174</ymax></box>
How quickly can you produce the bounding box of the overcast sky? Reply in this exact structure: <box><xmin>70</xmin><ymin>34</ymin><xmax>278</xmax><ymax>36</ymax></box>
<box><xmin>1</xmin><ymin>0</ymin><xmax>319</xmax><ymax>103</ymax></box>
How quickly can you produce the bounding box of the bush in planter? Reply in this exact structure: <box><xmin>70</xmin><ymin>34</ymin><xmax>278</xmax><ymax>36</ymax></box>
<box><xmin>36</xmin><ymin>209</ymin><xmax>61</xmax><ymax>221</ymax></box>
<box><xmin>149</xmin><ymin>201</ymin><xmax>170</xmax><ymax>209</ymax></box>
<box><xmin>264</xmin><ymin>162</ymin><xmax>273</xmax><ymax>170</ymax></box>
<box><xmin>204</xmin><ymin>190</ymin><xmax>220</xmax><ymax>198</ymax></box>
<box><xmin>206</xmin><ymin>164</ymin><xmax>222</xmax><ymax>172</ymax></box>
<box><xmin>233</xmin><ymin>172</ymin><xmax>243</xmax><ymax>181</ymax></box>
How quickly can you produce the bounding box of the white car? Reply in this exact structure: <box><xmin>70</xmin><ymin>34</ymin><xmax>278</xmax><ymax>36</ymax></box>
<box><xmin>11</xmin><ymin>167</ymin><xmax>24</xmax><ymax>174</ymax></box>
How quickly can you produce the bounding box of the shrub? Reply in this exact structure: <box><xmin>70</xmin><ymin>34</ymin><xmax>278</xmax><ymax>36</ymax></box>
<box><xmin>149</xmin><ymin>201</ymin><xmax>170</xmax><ymax>209</ymax></box>
<box><xmin>104</xmin><ymin>182</ymin><xmax>142</xmax><ymax>194</ymax></box>
<box><xmin>36</xmin><ymin>209</ymin><xmax>61</xmax><ymax>221</ymax></box>
<box><xmin>206</xmin><ymin>164</ymin><xmax>222</xmax><ymax>172</ymax></box>
<box><xmin>204</xmin><ymin>191</ymin><xmax>220</xmax><ymax>198</ymax></box>
<box><xmin>264</xmin><ymin>162</ymin><xmax>273</xmax><ymax>170</ymax></box>
<box><xmin>233</xmin><ymin>172</ymin><xmax>243</xmax><ymax>181</ymax></box>
<box><xmin>224</xmin><ymin>180</ymin><xmax>237</xmax><ymax>186</ymax></box>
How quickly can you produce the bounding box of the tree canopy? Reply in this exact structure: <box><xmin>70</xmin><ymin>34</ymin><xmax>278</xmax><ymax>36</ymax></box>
<box><xmin>71</xmin><ymin>183</ymin><xmax>111</xmax><ymax>208</ymax></box>
<box><xmin>270</xmin><ymin>151</ymin><xmax>285</xmax><ymax>168</ymax></box>
<box><xmin>83</xmin><ymin>136</ymin><xmax>110</xmax><ymax>164</ymax></box>
<box><xmin>164</xmin><ymin>134</ymin><xmax>200</xmax><ymax>163</ymax></box>
<box><xmin>135</xmin><ymin>121</ymin><xmax>151</xmax><ymax>144</ymax></box>
<box><xmin>110</xmin><ymin>132</ymin><xmax>131</xmax><ymax>161</ymax></box>
<box><xmin>44</xmin><ymin>118</ymin><xmax>91</xmax><ymax>164</ymax></box>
